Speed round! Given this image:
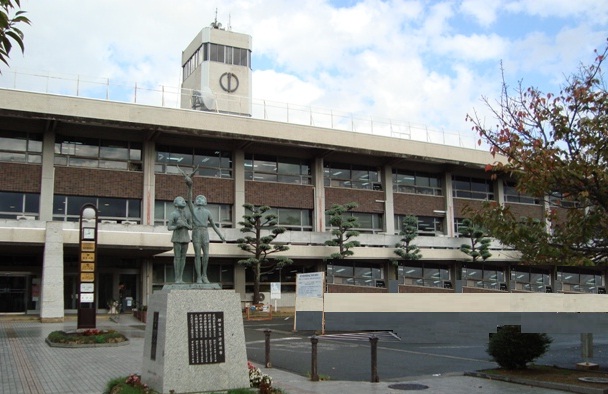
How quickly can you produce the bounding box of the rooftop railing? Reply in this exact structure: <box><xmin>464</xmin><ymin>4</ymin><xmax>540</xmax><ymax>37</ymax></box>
<box><xmin>0</xmin><ymin>69</ymin><xmax>481</xmax><ymax>149</ymax></box>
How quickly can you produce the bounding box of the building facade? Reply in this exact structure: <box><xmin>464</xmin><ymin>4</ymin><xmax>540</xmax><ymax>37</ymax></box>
<box><xmin>0</xmin><ymin>25</ymin><xmax>605</xmax><ymax>321</ymax></box>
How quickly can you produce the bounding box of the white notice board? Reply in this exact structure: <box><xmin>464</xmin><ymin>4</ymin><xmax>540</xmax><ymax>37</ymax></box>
<box><xmin>296</xmin><ymin>272</ymin><xmax>324</xmax><ymax>298</ymax></box>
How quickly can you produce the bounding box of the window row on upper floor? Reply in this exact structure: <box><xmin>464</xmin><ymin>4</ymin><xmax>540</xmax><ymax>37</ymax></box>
<box><xmin>0</xmin><ymin>130</ymin><xmax>546</xmax><ymax>204</ymax></box>
<box><xmin>0</xmin><ymin>191</ymin><xmax>479</xmax><ymax>237</ymax></box>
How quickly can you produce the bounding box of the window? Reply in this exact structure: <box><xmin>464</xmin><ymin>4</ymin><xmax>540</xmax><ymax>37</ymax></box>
<box><xmin>267</xmin><ymin>207</ymin><xmax>312</xmax><ymax>231</ymax></box>
<box><xmin>398</xmin><ymin>263</ymin><xmax>450</xmax><ymax>287</ymax></box>
<box><xmin>327</xmin><ymin>262</ymin><xmax>383</xmax><ymax>287</ymax></box>
<box><xmin>155</xmin><ymin>146</ymin><xmax>232</xmax><ymax>178</ymax></box>
<box><xmin>452</xmin><ymin>176</ymin><xmax>494</xmax><ymax>200</ymax></box>
<box><xmin>326</xmin><ymin>211</ymin><xmax>383</xmax><ymax>234</ymax></box>
<box><xmin>245</xmin><ymin>154</ymin><xmax>311</xmax><ymax>184</ymax></box>
<box><xmin>182</xmin><ymin>43</ymin><xmax>252</xmax><ymax>80</ymax></box>
<box><xmin>0</xmin><ymin>191</ymin><xmax>39</xmax><ymax>219</ymax></box>
<box><xmin>55</xmin><ymin>135</ymin><xmax>142</xmax><ymax>171</ymax></box>
<box><xmin>154</xmin><ymin>200</ymin><xmax>232</xmax><ymax>228</ymax></box>
<box><xmin>557</xmin><ymin>269</ymin><xmax>603</xmax><ymax>293</ymax></box>
<box><xmin>511</xmin><ymin>267</ymin><xmax>551</xmax><ymax>292</ymax></box>
<box><xmin>549</xmin><ymin>191</ymin><xmax>579</xmax><ymax>208</ymax></box>
<box><xmin>153</xmin><ymin>262</ymin><xmax>234</xmax><ymax>290</ymax></box>
<box><xmin>462</xmin><ymin>264</ymin><xmax>506</xmax><ymax>289</ymax></box>
<box><xmin>395</xmin><ymin>215</ymin><xmax>444</xmax><ymax>236</ymax></box>
<box><xmin>393</xmin><ymin>170</ymin><xmax>442</xmax><ymax>195</ymax></box>
<box><xmin>0</xmin><ymin>130</ymin><xmax>42</xmax><ymax>164</ymax></box>
<box><xmin>504</xmin><ymin>182</ymin><xmax>540</xmax><ymax>204</ymax></box>
<box><xmin>324</xmin><ymin>162</ymin><xmax>381</xmax><ymax>190</ymax></box>
<box><xmin>53</xmin><ymin>195</ymin><xmax>141</xmax><ymax>223</ymax></box>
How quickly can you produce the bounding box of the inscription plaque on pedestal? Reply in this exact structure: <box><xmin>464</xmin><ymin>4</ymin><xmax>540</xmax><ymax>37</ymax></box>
<box><xmin>187</xmin><ymin>312</ymin><xmax>225</xmax><ymax>365</ymax></box>
<box><xmin>151</xmin><ymin>311</ymin><xmax>159</xmax><ymax>361</ymax></box>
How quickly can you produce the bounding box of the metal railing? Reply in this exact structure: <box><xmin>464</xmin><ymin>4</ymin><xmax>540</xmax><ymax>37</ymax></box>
<box><xmin>0</xmin><ymin>69</ymin><xmax>481</xmax><ymax>149</ymax></box>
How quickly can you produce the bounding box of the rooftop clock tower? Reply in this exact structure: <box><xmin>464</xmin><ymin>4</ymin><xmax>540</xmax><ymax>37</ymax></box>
<box><xmin>181</xmin><ymin>17</ymin><xmax>252</xmax><ymax>116</ymax></box>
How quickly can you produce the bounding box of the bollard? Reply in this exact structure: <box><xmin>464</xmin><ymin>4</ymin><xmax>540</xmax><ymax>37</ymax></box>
<box><xmin>264</xmin><ymin>329</ymin><xmax>272</xmax><ymax>368</ymax></box>
<box><xmin>310</xmin><ymin>335</ymin><xmax>319</xmax><ymax>382</ymax></box>
<box><xmin>370</xmin><ymin>335</ymin><xmax>379</xmax><ymax>383</ymax></box>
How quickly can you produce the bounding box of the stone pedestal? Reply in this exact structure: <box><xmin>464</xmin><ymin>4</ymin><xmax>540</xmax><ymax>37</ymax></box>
<box><xmin>142</xmin><ymin>289</ymin><xmax>249</xmax><ymax>393</ymax></box>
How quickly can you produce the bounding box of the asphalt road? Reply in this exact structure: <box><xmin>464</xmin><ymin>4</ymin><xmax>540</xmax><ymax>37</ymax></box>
<box><xmin>244</xmin><ymin>317</ymin><xmax>608</xmax><ymax>382</ymax></box>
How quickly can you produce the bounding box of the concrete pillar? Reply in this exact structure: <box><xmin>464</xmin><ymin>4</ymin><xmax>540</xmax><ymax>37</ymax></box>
<box><xmin>313</xmin><ymin>157</ymin><xmax>325</xmax><ymax>232</ymax></box>
<box><xmin>444</xmin><ymin>172</ymin><xmax>455</xmax><ymax>237</ymax></box>
<box><xmin>234</xmin><ymin>263</ymin><xmax>247</xmax><ymax>301</ymax></box>
<box><xmin>40</xmin><ymin>222</ymin><xmax>65</xmax><ymax>322</ymax></box>
<box><xmin>142</xmin><ymin>140</ymin><xmax>156</xmax><ymax>225</ymax></box>
<box><xmin>39</xmin><ymin>127</ymin><xmax>55</xmax><ymax>221</ymax></box>
<box><xmin>233</xmin><ymin>150</ymin><xmax>245</xmax><ymax>225</ymax></box>
<box><xmin>382</xmin><ymin>164</ymin><xmax>394</xmax><ymax>234</ymax></box>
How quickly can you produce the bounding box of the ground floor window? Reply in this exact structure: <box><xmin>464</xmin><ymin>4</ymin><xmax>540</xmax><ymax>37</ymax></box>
<box><xmin>557</xmin><ymin>268</ymin><xmax>604</xmax><ymax>293</ymax></box>
<box><xmin>462</xmin><ymin>264</ymin><xmax>506</xmax><ymax>290</ymax></box>
<box><xmin>326</xmin><ymin>261</ymin><xmax>383</xmax><ymax>286</ymax></box>
<box><xmin>511</xmin><ymin>267</ymin><xmax>551</xmax><ymax>292</ymax></box>
<box><xmin>244</xmin><ymin>263</ymin><xmax>314</xmax><ymax>294</ymax></box>
<box><xmin>398</xmin><ymin>263</ymin><xmax>450</xmax><ymax>288</ymax></box>
<box><xmin>152</xmin><ymin>261</ymin><xmax>234</xmax><ymax>290</ymax></box>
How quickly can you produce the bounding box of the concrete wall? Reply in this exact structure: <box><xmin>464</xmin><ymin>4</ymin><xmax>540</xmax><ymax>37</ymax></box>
<box><xmin>294</xmin><ymin>292</ymin><xmax>608</xmax><ymax>338</ymax></box>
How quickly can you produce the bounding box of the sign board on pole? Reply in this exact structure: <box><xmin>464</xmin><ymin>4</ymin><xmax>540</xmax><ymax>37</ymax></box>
<box><xmin>270</xmin><ymin>282</ymin><xmax>281</xmax><ymax>300</ymax></box>
<box><xmin>296</xmin><ymin>272</ymin><xmax>324</xmax><ymax>298</ymax></box>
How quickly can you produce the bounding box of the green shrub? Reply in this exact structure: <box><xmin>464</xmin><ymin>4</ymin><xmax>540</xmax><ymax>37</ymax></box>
<box><xmin>487</xmin><ymin>325</ymin><xmax>552</xmax><ymax>369</ymax></box>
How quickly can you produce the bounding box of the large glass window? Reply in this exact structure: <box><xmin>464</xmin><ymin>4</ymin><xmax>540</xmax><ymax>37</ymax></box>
<box><xmin>511</xmin><ymin>267</ymin><xmax>551</xmax><ymax>292</ymax></box>
<box><xmin>245</xmin><ymin>154</ymin><xmax>311</xmax><ymax>184</ymax></box>
<box><xmin>0</xmin><ymin>191</ymin><xmax>40</xmax><ymax>219</ymax></box>
<box><xmin>452</xmin><ymin>176</ymin><xmax>494</xmax><ymax>200</ymax></box>
<box><xmin>504</xmin><ymin>182</ymin><xmax>540</xmax><ymax>204</ymax></box>
<box><xmin>0</xmin><ymin>130</ymin><xmax>42</xmax><ymax>164</ymax></box>
<box><xmin>154</xmin><ymin>200</ymin><xmax>232</xmax><ymax>228</ymax></box>
<box><xmin>557</xmin><ymin>269</ymin><xmax>603</xmax><ymax>293</ymax></box>
<box><xmin>395</xmin><ymin>215</ymin><xmax>444</xmax><ymax>236</ymax></box>
<box><xmin>53</xmin><ymin>195</ymin><xmax>141</xmax><ymax>223</ymax></box>
<box><xmin>327</xmin><ymin>262</ymin><xmax>383</xmax><ymax>287</ymax></box>
<box><xmin>324</xmin><ymin>162</ymin><xmax>381</xmax><ymax>190</ymax></box>
<box><xmin>393</xmin><ymin>170</ymin><xmax>442</xmax><ymax>195</ymax></box>
<box><xmin>326</xmin><ymin>211</ymin><xmax>383</xmax><ymax>234</ymax></box>
<box><xmin>398</xmin><ymin>263</ymin><xmax>450</xmax><ymax>287</ymax></box>
<box><xmin>156</xmin><ymin>146</ymin><xmax>232</xmax><ymax>178</ymax></box>
<box><xmin>55</xmin><ymin>135</ymin><xmax>142</xmax><ymax>171</ymax></box>
<box><xmin>267</xmin><ymin>208</ymin><xmax>312</xmax><ymax>231</ymax></box>
<box><xmin>182</xmin><ymin>42</ymin><xmax>252</xmax><ymax>80</ymax></box>
<box><xmin>153</xmin><ymin>262</ymin><xmax>234</xmax><ymax>290</ymax></box>
<box><xmin>462</xmin><ymin>264</ymin><xmax>506</xmax><ymax>289</ymax></box>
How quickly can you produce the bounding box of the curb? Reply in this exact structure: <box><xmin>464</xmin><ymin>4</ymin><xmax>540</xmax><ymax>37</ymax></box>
<box><xmin>466</xmin><ymin>371</ymin><xmax>608</xmax><ymax>394</ymax></box>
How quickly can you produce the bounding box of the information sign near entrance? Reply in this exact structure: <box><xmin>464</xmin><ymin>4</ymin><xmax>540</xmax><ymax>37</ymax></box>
<box><xmin>77</xmin><ymin>204</ymin><xmax>98</xmax><ymax>329</ymax></box>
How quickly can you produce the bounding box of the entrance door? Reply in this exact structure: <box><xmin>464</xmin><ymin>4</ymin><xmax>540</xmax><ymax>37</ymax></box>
<box><xmin>64</xmin><ymin>274</ymin><xmax>79</xmax><ymax>310</ymax></box>
<box><xmin>0</xmin><ymin>276</ymin><xmax>26</xmax><ymax>313</ymax></box>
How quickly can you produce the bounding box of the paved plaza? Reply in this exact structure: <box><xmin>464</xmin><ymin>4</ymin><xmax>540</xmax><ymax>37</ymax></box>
<box><xmin>0</xmin><ymin>314</ymin><xmax>589</xmax><ymax>394</ymax></box>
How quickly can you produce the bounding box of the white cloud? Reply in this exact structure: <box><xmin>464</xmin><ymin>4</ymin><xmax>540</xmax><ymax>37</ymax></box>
<box><xmin>459</xmin><ymin>0</ymin><xmax>502</xmax><ymax>27</ymax></box>
<box><xmin>2</xmin><ymin>0</ymin><xmax>606</xmax><ymax>141</ymax></box>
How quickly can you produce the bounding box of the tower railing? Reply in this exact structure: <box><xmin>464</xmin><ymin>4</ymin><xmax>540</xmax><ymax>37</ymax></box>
<box><xmin>0</xmin><ymin>69</ymin><xmax>480</xmax><ymax>149</ymax></box>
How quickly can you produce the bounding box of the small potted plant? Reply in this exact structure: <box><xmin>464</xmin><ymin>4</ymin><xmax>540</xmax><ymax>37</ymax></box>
<box><xmin>138</xmin><ymin>304</ymin><xmax>148</xmax><ymax>323</ymax></box>
<box><xmin>107</xmin><ymin>299</ymin><xmax>119</xmax><ymax>315</ymax></box>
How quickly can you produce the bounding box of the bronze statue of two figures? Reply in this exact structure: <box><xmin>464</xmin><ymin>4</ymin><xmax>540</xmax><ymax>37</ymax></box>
<box><xmin>168</xmin><ymin>169</ymin><xmax>225</xmax><ymax>284</ymax></box>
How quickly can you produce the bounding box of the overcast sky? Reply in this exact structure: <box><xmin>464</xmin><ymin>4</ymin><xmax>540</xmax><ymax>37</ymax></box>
<box><xmin>2</xmin><ymin>0</ymin><xmax>607</xmax><ymax>145</ymax></box>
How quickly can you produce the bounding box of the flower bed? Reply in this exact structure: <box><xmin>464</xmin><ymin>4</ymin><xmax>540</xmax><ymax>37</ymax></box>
<box><xmin>46</xmin><ymin>329</ymin><xmax>129</xmax><ymax>347</ymax></box>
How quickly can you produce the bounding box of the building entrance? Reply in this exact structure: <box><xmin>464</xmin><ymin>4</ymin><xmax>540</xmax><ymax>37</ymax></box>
<box><xmin>0</xmin><ymin>275</ymin><xmax>26</xmax><ymax>313</ymax></box>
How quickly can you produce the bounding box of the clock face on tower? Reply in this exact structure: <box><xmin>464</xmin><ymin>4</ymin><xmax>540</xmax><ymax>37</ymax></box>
<box><xmin>219</xmin><ymin>72</ymin><xmax>239</xmax><ymax>93</ymax></box>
